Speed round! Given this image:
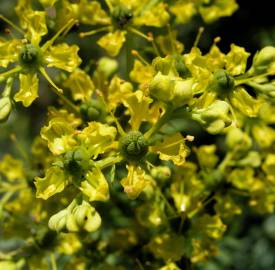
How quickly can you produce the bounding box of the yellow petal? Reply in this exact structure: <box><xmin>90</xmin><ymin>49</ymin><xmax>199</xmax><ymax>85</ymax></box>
<box><xmin>130</xmin><ymin>60</ymin><xmax>154</xmax><ymax>84</ymax></box>
<box><xmin>14</xmin><ymin>73</ymin><xmax>39</xmax><ymax>107</ymax></box>
<box><xmin>107</xmin><ymin>76</ymin><xmax>133</xmax><ymax>110</ymax></box>
<box><xmin>34</xmin><ymin>166</ymin><xmax>68</xmax><ymax>200</ymax></box>
<box><xmin>0</xmin><ymin>154</ymin><xmax>25</xmax><ymax>181</ymax></box>
<box><xmin>199</xmin><ymin>0</ymin><xmax>238</xmax><ymax>23</ymax></box>
<box><xmin>0</xmin><ymin>39</ymin><xmax>23</xmax><ymax>68</ymax></box>
<box><xmin>121</xmin><ymin>165</ymin><xmax>150</xmax><ymax>199</ymax></box>
<box><xmin>122</xmin><ymin>90</ymin><xmax>153</xmax><ymax>130</ymax></box>
<box><xmin>150</xmin><ymin>133</ymin><xmax>189</xmax><ymax>165</ymax></box>
<box><xmin>80</xmin><ymin>167</ymin><xmax>109</xmax><ymax>202</ymax></box>
<box><xmin>170</xmin><ymin>1</ymin><xmax>196</xmax><ymax>24</ymax></box>
<box><xmin>134</xmin><ymin>3</ymin><xmax>170</xmax><ymax>27</ymax></box>
<box><xmin>97</xmin><ymin>31</ymin><xmax>126</xmax><ymax>57</ymax></box>
<box><xmin>79</xmin><ymin>0</ymin><xmax>111</xmax><ymax>25</ymax></box>
<box><xmin>226</xmin><ymin>44</ymin><xmax>250</xmax><ymax>75</ymax></box>
<box><xmin>45</xmin><ymin>44</ymin><xmax>82</xmax><ymax>72</ymax></box>
<box><xmin>63</xmin><ymin>69</ymin><xmax>95</xmax><ymax>101</ymax></box>
<box><xmin>77</xmin><ymin>122</ymin><xmax>117</xmax><ymax>158</ymax></box>
<box><xmin>41</xmin><ymin>109</ymin><xmax>80</xmax><ymax>155</ymax></box>
<box><xmin>22</xmin><ymin>10</ymin><xmax>48</xmax><ymax>45</ymax></box>
<box><xmin>39</xmin><ymin>0</ymin><xmax>57</xmax><ymax>7</ymax></box>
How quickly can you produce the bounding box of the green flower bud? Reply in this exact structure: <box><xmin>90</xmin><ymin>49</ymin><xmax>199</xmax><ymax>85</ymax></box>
<box><xmin>251</xmin><ymin>46</ymin><xmax>275</xmax><ymax>74</ymax></box>
<box><xmin>172</xmin><ymin>79</ymin><xmax>193</xmax><ymax>107</ymax></box>
<box><xmin>149</xmin><ymin>72</ymin><xmax>175</xmax><ymax>102</ymax></box>
<box><xmin>111</xmin><ymin>5</ymin><xmax>133</xmax><ymax>29</ymax></box>
<box><xmin>151</xmin><ymin>166</ymin><xmax>171</xmax><ymax>182</ymax></box>
<box><xmin>65</xmin><ymin>200</ymin><xmax>101</xmax><ymax>232</ymax></box>
<box><xmin>80</xmin><ymin>99</ymin><xmax>106</xmax><ymax>122</ymax></box>
<box><xmin>48</xmin><ymin>209</ymin><xmax>68</xmax><ymax>232</ymax></box>
<box><xmin>0</xmin><ymin>97</ymin><xmax>12</xmax><ymax>123</ymax></box>
<box><xmin>200</xmin><ymin>100</ymin><xmax>231</xmax><ymax>134</ymax></box>
<box><xmin>63</xmin><ymin>147</ymin><xmax>90</xmax><ymax>175</ymax></box>
<box><xmin>120</xmin><ymin>131</ymin><xmax>148</xmax><ymax>162</ymax></box>
<box><xmin>97</xmin><ymin>57</ymin><xmax>118</xmax><ymax>78</ymax></box>
<box><xmin>19</xmin><ymin>44</ymin><xmax>42</xmax><ymax>70</ymax></box>
<box><xmin>226</xmin><ymin>127</ymin><xmax>252</xmax><ymax>151</ymax></box>
<box><xmin>213</xmin><ymin>69</ymin><xmax>235</xmax><ymax>93</ymax></box>
<box><xmin>173</xmin><ymin>54</ymin><xmax>190</xmax><ymax>78</ymax></box>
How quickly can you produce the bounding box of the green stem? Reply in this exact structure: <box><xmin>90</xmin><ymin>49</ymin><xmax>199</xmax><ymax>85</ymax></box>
<box><xmin>235</xmin><ymin>71</ymin><xmax>274</xmax><ymax>85</ymax></box>
<box><xmin>50</xmin><ymin>253</ymin><xmax>58</xmax><ymax>270</ymax></box>
<box><xmin>39</xmin><ymin>67</ymin><xmax>80</xmax><ymax>116</ymax></box>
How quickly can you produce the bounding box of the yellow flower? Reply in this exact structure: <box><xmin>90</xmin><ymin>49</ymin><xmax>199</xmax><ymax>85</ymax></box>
<box><xmin>0</xmin><ymin>8</ymin><xmax>81</xmax><ymax>107</ymax></box>
<box><xmin>78</xmin><ymin>0</ymin><xmax>170</xmax><ymax>56</ymax></box>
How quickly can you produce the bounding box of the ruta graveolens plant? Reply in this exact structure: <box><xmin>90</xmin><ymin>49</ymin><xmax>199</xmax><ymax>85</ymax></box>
<box><xmin>1</xmin><ymin>0</ymin><xmax>275</xmax><ymax>269</ymax></box>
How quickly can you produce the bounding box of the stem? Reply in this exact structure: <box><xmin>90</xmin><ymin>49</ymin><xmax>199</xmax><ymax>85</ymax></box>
<box><xmin>0</xmin><ymin>15</ymin><xmax>24</xmax><ymax>35</ymax></box>
<box><xmin>235</xmin><ymin>71</ymin><xmax>275</xmax><ymax>85</ymax></box>
<box><xmin>39</xmin><ymin>67</ymin><xmax>80</xmax><ymax>115</ymax></box>
<box><xmin>79</xmin><ymin>26</ymin><xmax>110</xmax><ymax>38</ymax></box>
<box><xmin>10</xmin><ymin>134</ymin><xmax>30</xmax><ymax>163</ymax></box>
<box><xmin>50</xmin><ymin>253</ymin><xmax>58</xmax><ymax>270</ymax></box>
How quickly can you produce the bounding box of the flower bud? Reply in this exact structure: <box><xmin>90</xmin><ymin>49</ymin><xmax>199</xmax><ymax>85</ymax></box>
<box><xmin>97</xmin><ymin>57</ymin><xmax>118</xmax><ymax>78</ymax></box>
<box><xmin>151</xmin><ymin>166</ymin><xmax>171</xmax><ymax>182</ymax></box>
<box><xmin>200</xmin><ymin>100</ymin><xmax>231</xmax><ymax>134</ymax></box>
<box><xmin>149</xmin><ymin>72</ymin><xmax>175</xmax><ymax>102</ymax></box>
<box><xmin>226</xmin><ymin>127</ymin><xmax>252</xmax><ymax>151</ymax></box>
<box><xmin>0</xmin><ymin>97</ymin><xmax>12</xmax><ymax>123</ymax></box>
<box><xmin>251</xmin><ymin>46</ymin><xmax>275</xmax><ymax>74</ymax></box>
<box><xmin>172</xmin><ymin>79</ymin><xmax>193</xmax><ymax>107</ymax></box>
<box><xmin>66</xmin><ymin>201</ymin><xmax>101</xmax><ymax>232</ymax></box>
<box><xmin>80</xmin><ymin>99</ymin><xmax>106</xmax><ymax>122</ymax></box>
<box><xmin>48</xmin><ymin>209</ymin><xmax>68</xmax><ymax>232</ymax></box>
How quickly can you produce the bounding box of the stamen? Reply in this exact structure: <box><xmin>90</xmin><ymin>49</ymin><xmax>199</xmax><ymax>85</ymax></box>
<box><xmin>131</xmin><ymin>50</ymin><xmax>149</xmax><ymax>66</ymax></box>
<box><xmin>128</xmin><ymin>27</ymin><xmax>150</xmax><ymax>41</ymax></box>
<box><xmin>0</xmin><ymin>14</ymin><xmax>24</xmax><ymax>35</ymax></box>
<box><xmin>193</xmin><ymin>27</ymin><xmax>204</xmax><ymax>48</ymax></box>
<box><xmin>42</xmin><ymin>19</ymin><xmax>76</xmax><ymax>51</ymax></box>
<box><xmin>79</xmin><ymin>26</ymin><xmax>110</xmax><ymax>38</ymax></box>
<box><xmin>40</xmin><ymin>67</ymin><xmax>80</xmax><ymax>116</ymax></box>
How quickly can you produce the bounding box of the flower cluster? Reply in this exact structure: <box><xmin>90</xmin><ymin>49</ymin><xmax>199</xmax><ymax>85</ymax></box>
<box><xmin>1</xmin><ymin>0</ymin><xmax>275</xmax><ymax>269</ymax></box>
